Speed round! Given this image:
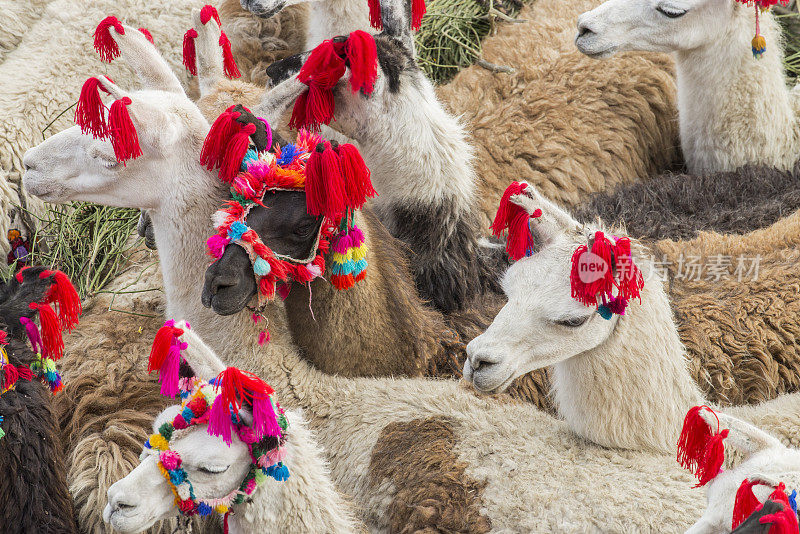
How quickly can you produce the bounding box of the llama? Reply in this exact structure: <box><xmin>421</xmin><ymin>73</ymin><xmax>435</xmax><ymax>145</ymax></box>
<box><xmin>682</xmin><ymin>407</ymin><xmax>800</xmax><ymax>534</ymax></box>
<box><xmin>0</xmin><ymin>266</ymin><xmax>79</xmax><ymax>534</ymax></box>
<box><xmin>576</xmin><ymin>0</ymin><xmax>800</xmax><ymax>173</ymax></box>
<box><xmin>104</xmin><ymin>322</ymin><xmax>364</xmax><ymax>533</ymax></box>
<box><xmin>464</xmin><ymin>183</ymin><xmax>800</xmax><ymax>451</ymax></box>
<box><xmin>19</xmin><ymin>17</ymin><xmax>782</xmax><ymax>532</ymax></box>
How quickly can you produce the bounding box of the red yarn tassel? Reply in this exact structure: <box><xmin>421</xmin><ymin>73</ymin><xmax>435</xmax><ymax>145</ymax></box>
<box><xmin>338</xmin><ymin>143</ymin><xmax>375</xmax><ymax>209</ymax></box>
<box><xmin>183</xmin><ymin>28</ymin><xmax>198</xmax><ymax>76</ymax></box>
<box><xmin>94</xmin><ymin>16</ymin><xmax>125</xmax><ymax>63</ymax></box>
<box><xmin>108</xmin><ymin>98</ymin><xmax>142</xmax><ymax>162</ymax></box>
<box><xmin>305</xmin><ymin>143</ymin><xmax>347</xmax><ymax>220</ymax></box>
<box><xmin>613</xmin><ymin>237</ymin><xmax>644</xmax><ymax>301</ymax></box>
<box><xmin>293</xmin><ymin>40</ymin><xmax>346</xmax><ymax>130</ymax></box>
<box><xmin>3</xmin><ymin>363</ymin><xmax>18</xmax><ymax>390</ymax></box>
<box><xmin>30</xmin><ymin>303</ymin><xmax>64</xmax><ymax>360</ymax></box>
<box><xmin>138</xmin><ymin>28</ymin><xmax>154</xmax><ymax>44</ymax></box>
<box><xmin>411</xmin><ymin>0</ymin><xmax>426</xmax><ymax>31</ymax></box>
<box><xmin>733</xmin><ymin>479</ymin><xmax>763</xmax><ymax>529</ymax></box>
<box><xmin>148</xmin><ymin>322</ymin><xmax>183</xmax><ymax>373</ymax></box>
<box><xmin>201</xmin><ymin>107</ymin><xmax>238</xmax><ymax>171</ymax></box>
<box><xmin>368</xmin><ymin>0</ymin><xmax>382</xmax><ymax>29</ymax></box>
<box><xmin>16</xmin><ymin>365</ymin><xmax>33</xmax><ymax>381</ymax></box>
<box><xmin>75</xmin><ymin>77</ymin><xmax>109</xmax><ymax>138</ymax></box>
<box><xmin>695</xmin><ymin>429</ymin><xmax>728</xmax><ymax>487</ymax></box>
<box><xmin>219</xmin><ymin>32</ymin><xmax>241</xmax><ymax>79</ymax></box>
<box><xmin>677</xmin><ymin>406</ymin><xmax>715</xmax><ymax>474</ymax></box>
<box><xmin>491</xmin><ymin>181</ymin><xmax>541</xmax><ymax>261</ymax></box>
<box><xmin>200</xmin><ymin>4</ymin><xmax>222</xmax><ymax>25</ymax></box>
<box><xmin>491</xmin><ymin>181</ymin><xmax>527</xmax><ymax>236</ymax></box>
<box><xmin>288</xmin><ymin>91</ymin><xmax>309</xmax><ymax>131</ymax></box>
<box><xmin>220</xmin><ymin>123</ymin><xmax>256</xmax><ymax>183</ymax></box>
<box><xmin>345</xmin><ymin>31</ymin><xmax>378</xmax><ymax>95</ymax></box>
<box><xmin>43</xmin><ymin>270</ymin><xmax>82</xmax><ymax>332</ymax></box>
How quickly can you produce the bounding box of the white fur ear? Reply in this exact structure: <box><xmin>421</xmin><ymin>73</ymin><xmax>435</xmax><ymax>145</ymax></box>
<box><xmin>175</xmin><ymin>321</ymin><xmax>227</xmax><ymax>380</ymax></box>
<box><xmin>517</xmin><ymin>182</ymin><xmax>582</xmax><ymax>245</ymax></box>
<box><xmin>193</xmin><ymin>9</ymin><xmax>225</xmax><ymax>96</ymax></box>
<box><xmin>113</xmin><ymin>23</ymin><xmax>184</xmax><ymax>94</ymax></box>
<box><xmin>96</xmin><ymin>75</ymin><xmax>129</xmax><ymax>102</ymax></box>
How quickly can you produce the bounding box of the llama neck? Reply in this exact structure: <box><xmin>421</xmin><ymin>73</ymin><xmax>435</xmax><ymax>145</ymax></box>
<box><xmin>675</xmin><ymin>7</ymin><xmax>799</xmax><ymax>173</ymax></box>
<box><xmin>550</xmin><ymin>278</ymin><xmax>703</xmax><ymax>453</ymax></box>
<box><xmin>281</xmin><ymin>208</ymin><xmax>444</xmax><ymax>377</ymax></box>
<box><xmin>306</xmin><ymin>0</ymin><xmax>371</xmax><ymax>49</ymax></box>
<box><xmin>230</xmin><ymin>411</ymin><xmax>361</xmax><ymax>533</ymax></box>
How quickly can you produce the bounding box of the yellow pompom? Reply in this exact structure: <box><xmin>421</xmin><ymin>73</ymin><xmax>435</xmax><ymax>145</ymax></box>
<box><xmin>752</xmin><ymin>34</ymin><xmax>766</xmax><ymax>58</ymax></box>
<box><xmin>215</xmin><ymin>504</ymin><xmax>228</xmax><ymax>514</ymax></box>
<box><xmin>149</xmin><ymin>434</ymin><xmax>169</xmax><ymax>451</ymax></box>
<box><xmin>350</xmin><ymin>244</ymin><xmax>367</xmax><ymax>262</ymax></box>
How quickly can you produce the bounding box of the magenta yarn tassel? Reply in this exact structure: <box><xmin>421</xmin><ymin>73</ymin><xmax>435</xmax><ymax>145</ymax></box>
<box><xmin>251</xmin><ymin>396</ymin><xmax>280</xmax><ymax>439</ymax></box>
<box><xmin>19</xmin><ymin>317</ymin><xmax>43</xmax><ymax>354</ymax></box>
<box><xmin>208</xmin><ymin>394</ymin><xmax>234</xmax><ymax>445</ymax></box>
<box><xmin>159</xmin><ymin>342</ymin><xmax>183</xmax><ymax>397</ymax></box>
<box><xmin>349</xmin><ymin>225</ymin><xmax>365</xmax><ymax>247</ymax></box>
<box><xmin>207</xmin><ymin>234</ymin><xmax>230</xmax><ymax>259</ymax></box>
<box><xmin>332</xmin><ymin>233</ymin><xmax>353</xmax><ymax>254</ymax></box>
<box><xmin>607</xmin><ymin>296</ymin><xmax>628</xmax><ymax>316</ymax></box>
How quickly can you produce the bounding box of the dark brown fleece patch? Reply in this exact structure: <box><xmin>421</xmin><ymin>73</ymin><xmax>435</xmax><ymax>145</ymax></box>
<box><xmin>369</xmin><ymin>417</ymin><xmax>491</xmax><ymax>534</ymax></box>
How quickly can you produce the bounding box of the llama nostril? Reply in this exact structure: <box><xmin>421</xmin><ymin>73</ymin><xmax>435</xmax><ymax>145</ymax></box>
<box><xmin>576</xmin><ymin>22</ymin><xmax>595</xmax><ymax>39</ymax></box>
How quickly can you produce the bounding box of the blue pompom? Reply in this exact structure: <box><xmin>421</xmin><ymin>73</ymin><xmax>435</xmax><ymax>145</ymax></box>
<box><xmin>182</xmin><ymin>406</ymin><xmax>194</xmax><ymax>421</ymax></box>
<box><xmin>197</xmin><ymin>502</ymin><xmax>213</xmax><ymax>516</ymax></box>
<box><xmin>596</xmin><ymin>305</ymin><xmax>612</xmax><ymax>320</ymax></box>
<box><xmin>254</xmin><ymin>257</ymin><xmax>271</xmax><ymax>276</ymax></box>
<box><xmin>228</xmin><ymin>222</ymin><xmax>248</xmax><ymax>242</ymax></box>
<box><xmin>277</xmin><ymin>144</ymin><xmax>300</xmax><ymax>166</ymax></box>
<box><xmin>268</xmin><ymin>463</ymin><xmax>290</xmax><ymax>481</ymax></box>
<box><xmin>789</xmin><ymin>489</ymin><xmax>797</xmax><ymax>516</ymax></box>
<box><xmin>169</xmin><ymin>470</ymin><xmax>187</xmax><ymax>485</ymax></box>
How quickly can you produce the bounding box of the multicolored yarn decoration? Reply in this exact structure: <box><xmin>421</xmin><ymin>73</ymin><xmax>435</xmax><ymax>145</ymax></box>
<box><xmin>76</xmin><ymin>18</ymin><xmax>147</xmax><ymax>163</ymax></box>
<box><xmin>148</xmin><ymin>320</ymin><xmax>188</xmax><ymax>398</ymax></box>
<box><xmin>491</xmin><ymin>181</ymin><xmax>542</xmax><ymax>261</ymax></box>
<box><xmin>367</xmin><ymin>0</ymin><xmax>427</xmax><ymax>31</ymax></box>
<box><xmin>143</xmin><ymin>329</ymin><xmax>288</xmax><ymax>530</ymax></box>
<box><xmin>289</xmin><ymin>31</ymin><xmax>378</xmax><ymax>131</ymax></box>
<box><xmin>205</xmin><ymin>106</ymin><xmax>375</xmax><ymax>313</ymax></box>
<box><xmin>7</xmin><ymin>229</ymin><xmax>31</xmax><ymax>266</ymax></box>
<box><xmin>0</xmin><ymin>340</ymin><xmax>34</xmax><ymax>439</ymax></box>
<box><xmin>677</xmin><ymin>406</ymin><xmax>729</xmax><ymax>488</ymax></box>
<box><xmin>182</xmin><ymin>5</ymin><xmax>241</xmax><ymax>79</ymax></box>
<box><xmin>733</xmin><ymin>480</ymin><xmax>799</xmax><ymax>532</ymax></box>
<box><xmin>734</xmin><ymin>0</ymin><xmax>790</xmax><ymax>58</ymax></box>
<box><xmin>569</xmin><ymin>230</ymin><xmax>643</xmax><ymax>319</ymax></box>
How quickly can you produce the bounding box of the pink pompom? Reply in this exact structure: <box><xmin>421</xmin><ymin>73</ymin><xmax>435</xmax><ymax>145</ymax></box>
<box><xmin>160</xmin><ymin>450</ymin><xmax>182</xmax><ymax>470</ymax></box>
<box><xmin>258</xmin><ymin>331</ymin><xmax>270</xmax><ymax>346</ymax></box>
<box><xmin>173</xmin><ymin>414</ymin><xmax>189</xmax><ymax>430</ymax></box>
<box><xmin>207</xmin><ymin>234</ymin><xmax>230</xmax><ymax>259</ymax></box>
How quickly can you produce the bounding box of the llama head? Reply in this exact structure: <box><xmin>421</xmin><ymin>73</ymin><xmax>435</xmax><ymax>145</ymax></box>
<box><xmin>465</xmin><ymin>183</ymin><xmax>651</xmax><ymax>394</ymax></box>
<box><xmin>22</xmin><ymin>18</ymin><xmax>210</xmax><ymax>210</ymax></box>
<box><xmin>104</xmin><ymin>322</ymin><xmax>290</xmax><ymax>532</ymax></box>
<box><xmin>575</xmin><ymin>0</ymin><xmax>737</xmax><ymax>58</ymax></box>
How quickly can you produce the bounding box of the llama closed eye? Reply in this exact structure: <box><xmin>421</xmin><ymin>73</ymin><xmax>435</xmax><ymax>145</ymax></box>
<box><xmin>655</xmin><ymin>5</ymin><xmax>687</xmax><ymax>18</ymax></box>
<box><xmin>197</xmin><ymin>464</ymin><xmax>229</xmax><ymax>474</ymax></box>
<box><xmin>555</xmin><ymin>316</ymin><xmax>590</xmax><ymax>328</ymax></box>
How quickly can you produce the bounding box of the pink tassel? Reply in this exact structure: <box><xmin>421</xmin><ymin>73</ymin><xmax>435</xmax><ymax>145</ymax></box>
<box><xmin>94</xmin><ymin>16</ymin><xmax>125</xmax><ymax>63</ymax></box>
<box><xmin>183</xmin><ymin>28</ymin><xmax>198</xmax><ymax>76</ymax></box>
<box><xmin>75</xmin><ymin>77</ymin><xmax>109</xmax><ymax>138</ymax></box>
<box><xmin>219</xmin><ymin>32</ymin><xmax>241</xmax><ymax>79</ymax></box>
<box><xmin>138</xmin><ymin>28</ymin><xmax>154</xmax><ymax>44</ymax></box>
<box><xmin>108</xmin><ymin>97</ymin><xmax>142</xmax><ymax>163</ymax></box>
<box><xmin>208</xmin><ymin>393</ymin><xmax>234</xmax><ymax>445</ymax></box>
<box><xmin>158</xmin><ymin>341</ymin><xmax>183</xmax><ymax>398</ymax></box>
<box><xmin>251</xmin><ymin>396</ymin><xmax>280</xmax><ymax>439</ymax></box>
<box><xmin>19</xmin><ymin>317</ymin><xmax>43</xmax><ymax>355</ymax></box>
<box><xmin>207</xmin><ymin>234</ymin><xmax>230</xmax><ymax>259</ymax></box>
<box><xmin>258</xmin><ymin>331</ymin><xmax>270</xmax><ymax>345</ymax></box>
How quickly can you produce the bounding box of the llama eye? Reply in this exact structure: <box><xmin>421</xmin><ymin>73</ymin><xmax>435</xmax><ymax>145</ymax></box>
<box><xmin>197</xmin><ymin>465</ymin><xmax>229</xmax><ymax>474</ymax></box>
<box><xmin>656</xmin><ymin>5</ymin><xmax>687</xmax><ymax>18</ymax></box>
<box><xmin>555</xmin><ymin>316</ymin><xmax>589</xmax><ymax>328</ymax></box>
<box><xmin>100</xmin><ymin>159</ymin><xmax>120</xmax><ymax>170</ymax></box>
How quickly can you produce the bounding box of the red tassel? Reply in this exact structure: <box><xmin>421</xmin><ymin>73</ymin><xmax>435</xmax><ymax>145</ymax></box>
<box><xmin>94</xmin><ymin>16</ymin><xmax>125</xmax><ymax>63</ymax></box>
<box><xmin>201</xmin><ymin>107</ymin><xmax>238</xmax><ymax>171</ymax></box>
<box><xmin>213</xmin><ymin>367</ymin><xmax>275</xmax><ymax>414</ymax></box>
<box><xmin>43</xmin><ymin>270</ymin><xmax>82</xmax><ymax>331</ymax></box>
<box><xmin>733</xmin><ymin>479</ymin><xmax>764</xmax><ymax>529</ymax></box>
<box><xmin>3</xmin><ymin>363</ymin><xmax>18</xmax><ymax>390</ymax></box>
<box><xmin>332</xmin><ymin>273</ymin><xmax>355</xmax><ymax>290</ymax></box>
<box><xmin>570</xmin><ymin>231</ymin><xmax>615</xmax><ymax>307</ymax></box>
<box><xmin>219</xmin><ymin>32</ymin><xmax>241</xmax><ymax>79</ymax></box>
<box><xmin>305</xmin><ymin>143</ymin><xmax>346</xmax><ymax>220</ymax></box>
<box><xmin>695</xmin><ymin>429</ymin><xmax>728</xmax><ymax>487</ymax></box>
<box><xmin>200</xmin><ymin>4</ymin><xmax>222</xmax><ymax>25</ymax></box>
<box><xmin>148</xmin><ymin>322</ymin><xmax>184</xmax><ymax>374</ymax></box>
<box><xmin>337</xmin><ymin>143</ymin><xmax>375</xmax><ymax>209</ymax></box>
<box><xmin>411</xmin><ymin>0</ymin><xmax>426</xmax><ymax>31</ymax></box>
<box><xmin>0</xmin><ymin>330</ymin><xmax>6</xmax><ymax>345</ymax></box>
<box><xmin>368</xmin><ymin>0</ymin><xmax>382</xmax><ymax>29</ymax></box>
<box><xmin>108</xmin><ymin>98</ymin><xmax>142</xmax><ymax>163</ymax></box>
<box><xmin>182</xmin><ymin>28</ymin><xmax>198</xmax><ymax>76</ymax></box>
<box><xmin>613</xmin><ymin>237</ymin><xmax>644</xmax><ymax>301</ymax></box>
<box><xmin>75</xmin><ymin>77</ymin><xmax>109</xmax><ymax>138</ymax></box>
<box><xmin>30</xmin><ymin>303</ymin><xmax>64</xmax><ymax>361</ymax></box>
<box><xmin>288</xmin><ymin>91</ymin><xmax>309</xmax><ymax>131</ymax></box>
<box><xmin>491</xmin><ymin>181</ymin><xmax>527</xmax><ymax>236</ymax></box>
<box><xmin>677</xmin><ymin>405</ymin><xmax>716</xmax><ymax>474</ymax></box>
<box><xmin>760</xmin><ymin>484</ymin><xmax>798</xmax><ymax>534</ymax></box>
<box><xmin>345</xmin><ymin>31</ymin><xmax>378</xmax><ymax>95</ymax></box>
<box><xmin>221</xmin><ymin>123</ymin><xmax>255</xmax><ymax>183</ymax></box>
<box><xmin>293</xmin><ymin>40</ymin><xmax>346</xmax><ymax>130</ymax></box>
<box><xmin>16</xmin><ymin>365</ymin><xmax>33</xmax><ymax>381</ymax></box>
<box><xmin>138</xmin><ymin>28</ymin><xmax>154</xmax><ymax>44</ymax></box>
<box><xmin>491</xmin><ymin>181</ymin><xmax>541</xmax><ymax>261</ymax></box>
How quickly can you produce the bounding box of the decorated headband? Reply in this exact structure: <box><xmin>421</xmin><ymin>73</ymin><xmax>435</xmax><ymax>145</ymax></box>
<box><xmin>182</xmin><ymin>5</ymin><xmax>241</xmax><ymax>79</ymax></box>
<box><xmin>491</xmin><ymin>181</ymin><xmax>542</xmax><ymax>261</ymax></box>
<box><xmin>0</xmin><ymin>268</ymin><xmax>81</xmax><ymax>438</ymax></box>
<box><xmin>678</xmin><ymin>406</ymin><xmax>799</xmax><ymax>532</ymax></box>
<box><xmin>74</xmin><ymin>17</ymin><xmax>152</xmax><ymax>163</ymax></box>
<box><xmin>367</xmin><ymin>0</ymin><xmax>427</xmax><ymax>31</ymax></box>
<box><xmin>203</xmin><ymin>105</ymin><xmax>375</xmax><ymax>342</ymax></box>
<box><xmin>289</xmin><ymin>31</ymin><xmax>378</xmax><ymax>131</ymax></box>
<box><xmin>737</xmin><ymin>0</ymin><xmax>790</xmax><ymax>58</ymax></box>
<box><xmin>145</xmin><ymin>322</ymin><xmax>289</xmax><ymax>530</ymax></box>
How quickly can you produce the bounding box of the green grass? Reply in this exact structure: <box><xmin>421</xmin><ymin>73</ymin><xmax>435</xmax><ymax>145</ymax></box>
<box><xmin>777</xmin><ymin>2</ymin><xmax>800</xmax><ymax>82</ymax></box>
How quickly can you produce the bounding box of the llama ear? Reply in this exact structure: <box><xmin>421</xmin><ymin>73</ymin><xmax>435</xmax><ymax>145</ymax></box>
<box><xmin>377</xmin><ymin>0</ymin><xmax>416</xmax><ymax>52</ymax></box>
<box><xmin>105</xmin><ymin>22</ymin><xmax>184</xmax><ymax>94</ymax></box>
<box><xmin>191</xmin><ymin>9</ymin><xmax>226</xmax><ymax>96</ymax></box>
<box><xmin>174</xmin><ymin>321</ymin><xmax>227</xmax><ymax>380</ymax></box>
<box><xmin>514</xmin><ymin>182</ymin><xmax>582</xmax><ymax>247</ymax></box>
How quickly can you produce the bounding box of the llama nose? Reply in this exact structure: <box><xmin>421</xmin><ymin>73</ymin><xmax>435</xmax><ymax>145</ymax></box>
<box><xmin>22</xmin><ymin>150</ymin><xmax>37</xmax><ymax>172</ymax></box>
<box><xmin>576</xmin><ymin>18</ymin><xmax>595</xmax><ymax>40</ymax></box>
<box><xmin>466</xmin><ymin>348</ymin><xmax>501</xmax><ymax>373</ymax></box>
<box><xmin>107</xmin><ymin>489</ymin><xmax>139</xmax><ymax>514</ymax></box>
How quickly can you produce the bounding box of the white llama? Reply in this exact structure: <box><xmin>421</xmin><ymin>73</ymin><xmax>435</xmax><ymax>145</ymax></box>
<box><xmin>575</xmin><ymin>0</ymin><xmax>800</xmax><ymax>173</ymax></box>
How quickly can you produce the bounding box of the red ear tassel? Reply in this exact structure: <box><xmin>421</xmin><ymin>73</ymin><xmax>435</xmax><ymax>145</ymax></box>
<box><xmin>3</xmin><ymin>363</ymin><xmax>18</xmax><ymax>390</ymax></box>
<box><xmin>288</xmin><ymin>91</ymin><xmax>309</xmax><ymax>131</ymax></box>
<box><xmin>148</xmin><ymin>321</ymin><xmax>184</xmax><ymax>373</ymax></box>
<box><xmin>694</xmin><ymin>429</ymin><xmax>728</xmax><ymax>487</ymax></box>
<box><xmin>411</xmin><ymin>0</ymin><xmax>426</xmax><ymax>31</ymax></box>
<box><xmin>491</xmin><ymin>181</ymin><xmax>540</xmax><ymax>261</ymax></box>
<box><xmin>368</xmin><ymin>0</ymin><xmax>382</xmax><ymax>29</ymax></box>
<box><xmin>219</xmin><ymin>32</ymin><xmax>241</xmax><ymax>79</ymax></box>
<box><xmin>292</xmin><ymin>40</ymin><xmax>346</xmax><ymax>130</ymax></box>
<box><xmin>30</xmin><ymin>303</ymin><xmax>64</xmax><ymax>361</ymax></box>
<box><xmin>491</xmin><ymin>181</ymin><xmax>528</xmax><ymax>237</ymax></box>
<box><xmin>305</xmin><ymin>142</ymin><xmax>347</xmax><ymax>220</ymax></box>
<box><xmin>16</xmin><ymin>365</ymin><xmax>33</xmax><ymax>382</ymax></box>
<box><xmin>337</xmin><ymin>143</ymin><xmax>375</xmax><ymax>209</ymax></box>
<box><xmin>201</xmin><ymin>107</ymin><xmax>238</xmax><ymax>172</ymax></box>
<box><xmin>759</xmin><ymin>484</ymin><xmax>799</xmax><ymax>534</ymax></box>
<box><xmin>613</xmin><ymin>237</ymin><xmax>644</xmax><ymax>301</ymax></box>
<box><xmin>200</xmin><ymin>4</ymin><xmax>222</xmax><ymax>25</ymax></box>
<box><xmin>94</xmin><ymin>16</ymin><xmax>125</xmax><ymax>63</ymax></box>
<box><xmin>570</xmin><ymin>231</ymin><xmax>615</xmax><ymax>307</ymax></box>
<box><xmin>43</xmin><ymin>270</ymin><xmax>82</xmax><ymax>332</ymax></box>
<box><xmin>138</xmin><ymin>27</ymin><xmax>154</xmax><ymax>44</ymax></box>
<box><xmin>345</xmin><ymin>31</ymin><xmax>378</xmax><ymax>95</ymax></box>
<box><xmin>677</xmin><ymin>406</ymin><xmax>715</xmax><ymax>474</ymax></box>
<box><xmin>108</xmin><ymin>97</ymin><xmax>142</xmax><ymax>163</ymax></box>
<box><xmin>183</xmin><ymin>28</ymin><xmax>198</xmax><ymax>76</ymax></box>
<box><xmin>220</xmin><ymin>122</ymin><xmax>255</xmax><ymax>183</ymax></box>
<box><xmin>75</xmin><ymin>77</ymin><xmax>109</xmax><ymax>138</ymax></box>
<box><xmin>733</xmin><ymin>479</ymin><xmax>763</xmax><ymax>529</ymax></box>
